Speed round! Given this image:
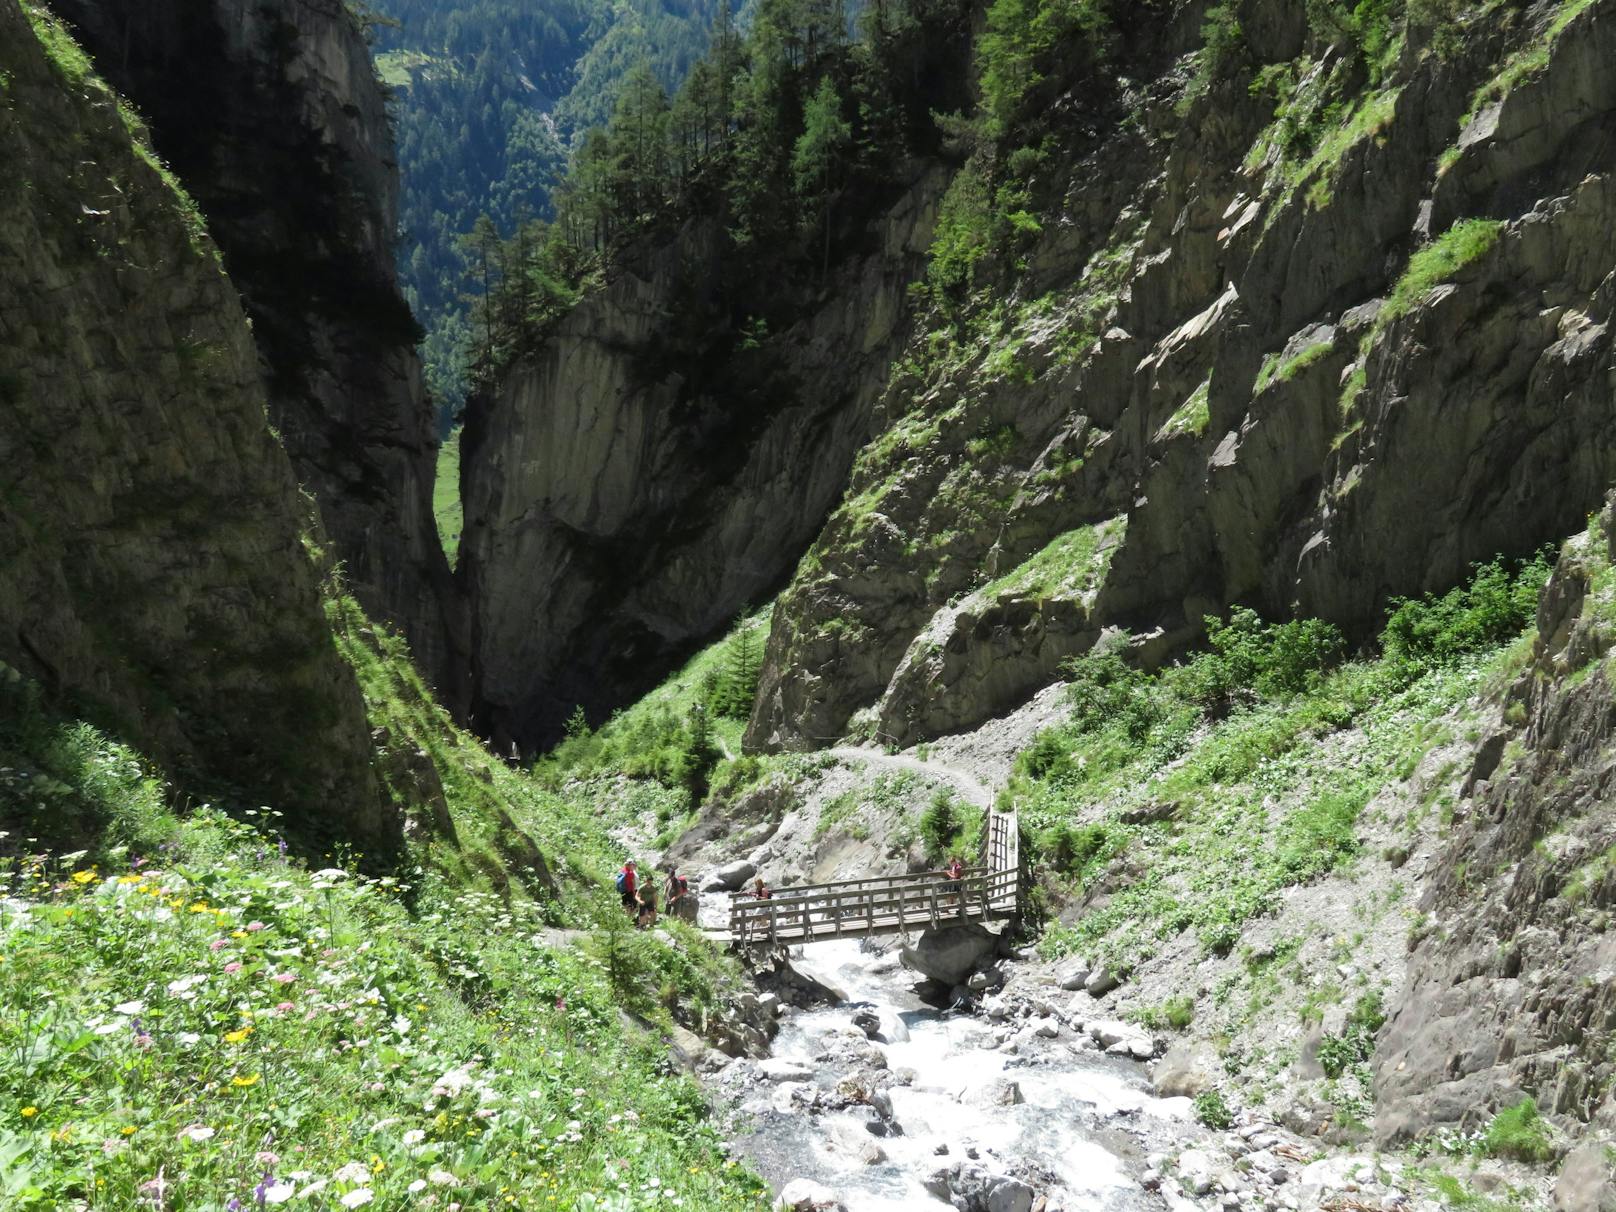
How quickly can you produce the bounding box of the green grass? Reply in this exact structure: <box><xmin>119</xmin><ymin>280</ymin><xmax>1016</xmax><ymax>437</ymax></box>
<box><xmin>972</xmin><ymin>516</ymin><xmax>1126</xmax><ymax>606</ymax></box>
<box><xmin>433</xmin><ymin>428</ymin><xmax>463</xmax><ymax>564</ymax></box>
<box><xmin>1480</xmin><ymin>1097</ymin><xmax>1555</xmax><ymax>1163</ymax></box>
<box><xmin>1380</xmin><ymin>219</ymin><xmax>1504</xmax><ymax>327</ymax></box>
<box><xmin>1459</xmin><ymin>0</ymin><xmax>1599</xmax><ymax>131</ymax></box>
<box><xmin>1255</xmin><ymin>338</ymin><xmax>1335</xmax><ymax>396</ymax></box>
<box><xmin>0</xmin><ymin>602</ymin><xmax>768</xmax><ymax>1211</ymax></box>
<box><xmin>536</xmin><ymin>605</ymin><xmax>774</xmax><ymax>796</ymax></box>
<box><xmin>1025</xmin><ymin>558</ymin><xmax>1549</xmax><ymax>972</ymax></box>
<box><xmin>1157</xmin><ymin>379</ymin><xmax>1211</xmax><ymax>440</ymax></box>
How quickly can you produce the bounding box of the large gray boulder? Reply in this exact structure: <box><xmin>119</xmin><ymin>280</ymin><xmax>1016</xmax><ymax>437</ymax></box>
<box><xmin>900</xmin><ymin>924</ymin><xmax>998</xmax><ymax>985</ymax></box>
<box><xmin>704</xmin><ymin>859</ymin><xmax>757</xmax><ymax>892</ymax></box>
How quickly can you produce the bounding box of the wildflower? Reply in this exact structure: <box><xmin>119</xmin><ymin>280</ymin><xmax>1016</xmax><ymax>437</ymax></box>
<box><xmin>177</xmin><ymin>1124</ymin><xmax>215</xmax><ymax>1142</ymax></box>
<box><xmin>408</xmin><ymin>1180</ymin><xmax>427</xmax><ymax>1194</ymax></box>
<box><xmin>231</xmin><ymin>1074</ymin><xmax>261</xmax><ymax>1088</ymax></box>
<box><xmin>19</xmin><ymin>1107</ymin><xmax>37</xmax><ymax>1119</ymax></box>
<box><xmin>247</xmin><ymin>921</ymin><xmax>267</xmax><ymax>931</ymax></box>
<box><xmin>262</xmin><ymin>1182</ymin><xmax>295</xmax><ymax>1205</ymax></box>
<box><xmin>333</xmin><ymin>1162</ymin><xmax>370</xmax><ymax>1184</ymax></box>
<box><xmin>113</xmin><ymin>1000</ymin><xmax>146</xmax><ymax>1015</ymax></box>
<box><xmin>340</xmin><ymin>1193</ymin><xmax>374</xmax><ymax>1210</ymax></box>
<box><xmin>211</xmin><ymin>939</ymin><xmax>229</xmax><ymax>952</ymax></box>
<box><xmin>189</xmin><ymin>902</ymin><xmax>211</xmax><ymax>913</ymax></box>
<box><xmin>224</xmin><ymin>962</ymin><xmax>243</xmax><ymax>974</ymax></box>
<box><xmin>224</xmin><ymin>1027</ymin><xmax>253</xmax><ymax>1044</ymax></box>
<box><xmin>275</xmin><ymin>1001</ymin><xmax>295</xmax><ymax>1013</ymax></box>
<box><xmin>402</xmin><ymin>1129</ymin><xmax>425</xmax><ymax>1146</ymax></box>
<box><xmin>71</xmin><ymin>870</ymin><xmax>97</xmax><ymax>885</ymax></box>
<box><xmin>429</xmin><ymin>1170</ymin><xmax>456</xmax><ymax>1187</ymax></box>
<box><xmin>121</xmin><ymin>1126</ymin><xmax>138</xmax><ymax>1136</ymax></box>
<box><xmin>256</xmin><ymin>1152</ymin><xmax>280</xmax><ymax>1168</ymax></box>
<box><xmin>272</xmin><ymin>972</ymin><xmax>297</xmax><ymax>985</ymax></box>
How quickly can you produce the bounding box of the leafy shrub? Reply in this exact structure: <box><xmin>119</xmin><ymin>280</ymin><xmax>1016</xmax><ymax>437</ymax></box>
<box><xmin>1135</xmin><ymin>995</ymin><xmax>1196</xmax><ymax>1031</ymax></box>
<box><xmin>1317</xmin><ymin>990</ymin><xmax>1387</xmax><ymax>1078</ymax></box>
<box><xmin>1194</xmin><ymin>1088</ymin><xmax>1234</xmax><ymax>1129</ymax></box>
<box><xmin>1382</xmin><ymin>553</ymin><xmax>1552</xmax><ymax>676</ymax></box>
<box><xmin>1480</xmin><ymin>1097</ymin><xmax>1555</xmax><ymax>1164</ymax></box>
<box><xmin>1041</xmin><ymin>820</ymin><xmax>1124</xmax><ymax>877</ymax></box>
<box><xmin>917</xmin><ymin>791</ymin><xmax>984</xmax><ymax>864</ymax></box>
<box><xmin>1171</xmin><ymin>608</ymin><xmax>1347</xmax><ymax>708</ymax></box>
<box><xmin>976</xmin><ymin>0</ymin><xmax>1110</xmax><ymax>137</ymax></box>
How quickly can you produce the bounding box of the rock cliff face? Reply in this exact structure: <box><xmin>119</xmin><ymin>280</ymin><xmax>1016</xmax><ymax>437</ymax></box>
<box><xmin>0</xmin><ymin>1</ymin><xmax>382</xmax><ymax>839</ymax></box>
<box><xmin>1376</xmin><ymin>502</ymin><xmax>1616</xmax><ymax>1200</ymax></box>
<box><xmin>749</xmin><ymin>0</ymin><xmax>1616</xmax><ymax>751</ymax></box>
<box><xmin>459</xmin><ymin>177</ymin><xmax>944</xmax><ymax>746</ymax></box>
<box><xmin>49</xmin><ymin>0</ymin><xmax>464</xmax><ymax>704</ymax></box>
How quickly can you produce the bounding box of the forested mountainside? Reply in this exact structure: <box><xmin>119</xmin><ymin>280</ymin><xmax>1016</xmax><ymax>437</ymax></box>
<box><xmin>459</xmin><ymin>0</ymin><xmax>1616</xmax><ymax>759</ymax></box>
<box><xmin>372</xmin><ymin>0</ymin><xmax>730</xmax><ymax>420</ymax></box>
<box><xmin>45</xmin><ymin>0</ymin><xmax>465</xmax><ymax>703</ymax></box>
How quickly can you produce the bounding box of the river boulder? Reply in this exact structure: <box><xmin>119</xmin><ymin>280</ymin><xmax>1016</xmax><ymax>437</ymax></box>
<box><xmin>900</xmin><ymin>924</ymin><xmax>998</xmax><ymax>984</ymax></box>
<box><xmin>704</xmin><ymin>859</ymin><xmax>757</xmax><ymax>892</ymax></box>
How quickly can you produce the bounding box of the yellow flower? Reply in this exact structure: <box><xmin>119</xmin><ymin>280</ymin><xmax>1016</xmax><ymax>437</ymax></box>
<box><xmin>223</xmin><ymin>1027</ymin><xmax>253</xmax><ymax>1044</ymax></box>
<box><xmin>120</xmin><ymin>1126</ymin><xmax>137</xmax><ymax>1136</ymax></box>
<box><xmin>188</xmin><ymin>902</ymin><xmax>211</xmax><ymax>913</ymax></box>
<box><xmin>231</xmin><ymin>930</ymin><xmax>247</xmax><ymax>939</ymax></box>
<box><xmin>230</xmin><ymin>1074</ymin><xmax>260</xmax><ymax>1088</ymax></box>
<box><xmin>71</xmin><ymin>871</ymin><xmax>97</xmax><ymax>885</ymax></box>
<box><xmin>20</xmin><ymin>1107</ymin><xmax>38</xmax><ymax>1119</ymax></box>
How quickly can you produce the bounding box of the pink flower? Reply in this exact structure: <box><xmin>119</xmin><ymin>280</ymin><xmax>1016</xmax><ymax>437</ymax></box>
<box><xmin>246</xmin><ymin>921</ymin><xmax>266</xmax><ymax>932</ymax></box>
<box><xmin>272</xmin><ymin>973</ymin><xmax>297</xmax><ymax>985</ymax></box>
<box><xmin>210</xmin><ymin>939</ymin><xmax>229</xmax><ymax>952</ymax></box>
<box><xmin>275</xmin><ymin>1001</ymin><xmax>295</xmax><ymax>1013</ymax></box>
<box><xmin>224</xmin><ymin>962</ymin><xmax>242</xmax><ymax>974</ymax></box>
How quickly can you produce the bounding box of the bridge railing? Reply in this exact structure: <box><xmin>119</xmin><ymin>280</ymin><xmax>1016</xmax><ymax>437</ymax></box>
<box><xmin>727</xmin><ymin>865</ymin><xmax>1017</xmax><ymax>944</ymax></box>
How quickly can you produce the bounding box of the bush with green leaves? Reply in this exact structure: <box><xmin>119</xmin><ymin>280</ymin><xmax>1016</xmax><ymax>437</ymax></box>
<box><xmin>1381</xmin><ymin>553</ymin><xmax>1551</xmax><ymax>676</ymax></box>
<box><xmin>1317</xmin><ymin>990</ymin><xmax>1387</xmax><ymax>1078</ymax></box>
<box><xmin>1171</xmin><ymin>608</ymin><xmax>1348</xmax><ymax>708</ymax></box>
<box><xmin>917</xmin><ymin>790</ymin><xmax>984</xmax><ymax>864</ymax></box>
<box><xmin>1194</xmin><ymin>1087</ymin><xmax>1234</xmax><ymax>1129</ymax></box>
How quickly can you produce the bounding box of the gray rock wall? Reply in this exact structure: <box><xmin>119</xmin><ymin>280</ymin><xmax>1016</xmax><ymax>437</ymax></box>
<box><xmin>1375</xmin><ymin>500</ymin><xmax>1616</xmax><ymax>1181</ymax></box>
<box><xmin>50</xmin><ymin>0</ymin><xmax>465</xmax><ymax>706</ymax></box>
<box><xmin>459</xmin><ymin>177</ymin><xmax>944</xmax><ymax>747</ymax></box>
<box><xmin>751</xmin><ymin>0</ymin><xmax>1616</xmax><ymax>751</ymax></box>
<box><xmin>0</xmin><ymin>0</ymin><xmax>382</xmax><ymax>839</ymax></box>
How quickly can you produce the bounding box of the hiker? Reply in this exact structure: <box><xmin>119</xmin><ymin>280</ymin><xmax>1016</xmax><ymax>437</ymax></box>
<box><xmin>751</xmin><ymin>876</ymin><xmax>772</xmax><ymax>900</ymax></box>
<box><xmin>615</xmin><ymin>859</ymin><xmax>638</xmax><ymax>918</ymax></box>
<box><xmin>664</xmin><ymin>866</ymin><xmax>693</xmax><ymax>922</ymax></box>
<box><xmin>943</xmin><ymin>855</ymin><xmax>966</xmax><ymax>911</ymax></box>
<box><xmin>636</xmin><ymin>878</ymin><xmax>658</xmax><ymax>930</ymax></box>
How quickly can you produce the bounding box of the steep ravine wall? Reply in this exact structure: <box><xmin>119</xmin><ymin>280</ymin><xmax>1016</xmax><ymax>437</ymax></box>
<box><xmin>459</xmin><ymin>176</ymin><xmax>945</xmax><ymax>748</ymax></box>
<box><xmin>0</xmin><ymin>1</ymin><xmax>383</xmax><ymax>840</ymax></box>
<box><xmin>749</xmin><ymin>0</ymin><xmax>1616</xmax><ymax>752</ymax></box>
<box><xmin>1376</xmin><ymin>504</ymin><xmax>1616</xmax><ymax>1208</ymax></box>
<box><xmin>49</xmin><ymin>0</ymin><xmax>466</xmax><ymax>706</ymax></box>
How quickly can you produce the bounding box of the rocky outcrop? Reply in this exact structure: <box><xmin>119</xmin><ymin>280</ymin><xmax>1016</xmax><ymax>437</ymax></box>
<box><xmin>751</xmin><ymin>0</ymin><xmax>1616</xmax><ymax>750</ymax></box>
<box><xmin>1375</xmin><ymin>501</ymin><xmax>1616</xmax><ymax>1157</ymax></box>
<box><xmin>50</xmin><ymin>0</ymin><xmax>464</xmax><ymax>703</ymax></box>
<box><xmin>0</xmin><ymin>1</ymin><xmax>380</xmax><ymax>838</ymax></box>
<box><xmin>460</xmin><ymin>176</ymin><xmax>945</xmax><ymax>746</ymax></box>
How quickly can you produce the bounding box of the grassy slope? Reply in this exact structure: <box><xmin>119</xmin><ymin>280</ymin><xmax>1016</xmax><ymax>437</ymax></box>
<box><xmin>0</xmin><ymin>596</ymin><xmax>766</xmax><ymax>1211</ymax></box>
<box><xmin>433</xmin><ymin>429</ymin><xmax>463</xmax><ymax>565</ymax></box>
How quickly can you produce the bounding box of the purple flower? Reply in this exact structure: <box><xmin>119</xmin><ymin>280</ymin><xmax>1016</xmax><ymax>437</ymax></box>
<box><xmin>254</xmin><ymin>1171</ymin><xmax>275</xmax><ymax>1206</ymax></box>
<box><xmin>277</xmin><ymin>837</ymin><xmax>288</xmax><ymax>859</ymax></box>
<box><xmin>228</xmin><ymin>1199</ymin><xmax>242</xmax><ymax>1211</ymax></box>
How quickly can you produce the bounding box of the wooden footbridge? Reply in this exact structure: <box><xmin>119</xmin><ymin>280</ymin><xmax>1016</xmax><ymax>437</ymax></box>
<box><xmin>721</xmin><ymin>809</ymin><xmax>1021</xmax><ymax>948</ymax></box>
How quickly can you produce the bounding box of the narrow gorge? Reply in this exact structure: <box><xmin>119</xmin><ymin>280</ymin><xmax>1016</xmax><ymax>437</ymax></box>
<box><xmin>3</xmin><ymin>0</ymin><xmax>1616</xmax><ymax>1209</ymax></box>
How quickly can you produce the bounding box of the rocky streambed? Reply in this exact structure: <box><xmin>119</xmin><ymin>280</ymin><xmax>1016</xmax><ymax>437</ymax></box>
<box><xmin>696</xmin><ymin>937</ymin><xmax>1513</xmax><ymax>1212</ymax></box>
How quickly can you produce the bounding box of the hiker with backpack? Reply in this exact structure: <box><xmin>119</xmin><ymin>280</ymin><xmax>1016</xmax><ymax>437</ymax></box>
<box><xmin>615</xmin><ymin>860</ymin><xmax>638</xmax><ymax>919</ymax></box>
<box><xmin>664</xmin><ymin>866</ymin><xmax>693</xmax><ymax>922</ymax></box>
